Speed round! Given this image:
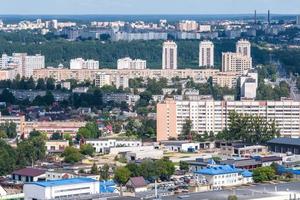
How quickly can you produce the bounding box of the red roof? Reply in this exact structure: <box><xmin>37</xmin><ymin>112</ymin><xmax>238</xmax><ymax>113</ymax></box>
<box><xmin>12</xmin><ymin>168</ymin><xmax>46</xmax><ymax>177</ymax></box>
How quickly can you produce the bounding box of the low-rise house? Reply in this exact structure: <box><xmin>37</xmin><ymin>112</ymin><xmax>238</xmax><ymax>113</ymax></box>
<box><xmin>253</xmin><ymin>156</ymin><xmax>283</xmax><ymax>167</ymax></box>
<box><xmin>267</xmin><ymin>138</ymin><xmax>300</xmax><ymax>155</ymax></box>
<box><xmin>220</xmin><ymin>143</ymin><xmax>267</xmax><ymax>157</ymax></box>
<box><xmin>86</xmin><ymin>139</ymin><xmax>142</xmax><ymax>153</ymax></box>
<box><xmin>113</xmin><ymin>146</ymin><xmax>164</xmax><ymax>162</ymax></box>
<box><xmin>46</xmin><ymin>169</ymin><xmax>100</xmax><ymax>181</ymax></box>
<box><xmin>160</xmin><ymin>141</ymin><xmax>200</xmax><ymax>152</ymax></box>
<box><xmin>194</xmin><ymin>165</ymin><xmax>253</xmax><ymax>189</ymax></box>
<box><xmin>12</xmin><ymin>168</ymin><xmax>46</xmax><ymax>183</ymax></box>
<box><xmin>220</xmin><ymin>159</ymin><xmax>261</xmax><ymax>170</ymax></box>
<box><xmin>45</xmin><ymin>140</ymin><xmax>69</xmax><ymax>154</ymax></box>
<box><xmin>187</xmin><ymin>158</ymin><xmax>217</xmax><ymax>172</ymax></box>
<box><xmin>23</xmin><ymin>178</ymin><xmax>100</xmax><ymax>200</ymax></box>
<box><xmin>126</xmin><ymin>177</ymin><xmax>148</xmax><ymax>193</ymax></box>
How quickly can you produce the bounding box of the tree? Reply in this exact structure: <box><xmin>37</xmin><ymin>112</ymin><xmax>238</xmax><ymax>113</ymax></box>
<box><xmin>126</xmin><ymin>163</ymin><xmax>141</xmax><ymax>177</ymax></box>
<box><xmin>114</xmin><ymin>167</ymin><xmax>131</xmax><ymax>185</ymax></box>
<box><xmin>0</xmin><ymin>139</ymin><xmax>16</xmax><ymax>175</ymax></box>
<box><xmin>228</xmin><ymin>195</ymin><xmax>238</xmax><ymax>200</ymax></box>
<box><xmin>90</xmin><ymin>163</ymin><xmax>99</xmax><ymax>175</ymax></box>
<box><xmin>36</xmin><ymin>78</ymin><xmax>46</xmax><ymax>90</ymax></box>
<box><xmin>179</xmin><ymin>161</ymin><xmax>189</xmax><ymax>171</ymax></box>
<box><xmin>0</xmin><ymin>122</ymin><xmax>17</xmax><ymax>138</ymax></box>
<box><xmin>99</xmin><ymin>164</ymin><xmax>110</xmax><ymax>180</ymax></box>
<box><xmin>216</xmin><ymin>111</ymin><xmax>280</xmax><ymax>144</ymax></box>
<box><xmin>112</xmin><ymin>122</ymin><xmax>122</xmax><ymax>134</ymax></box>
<box><xmin>155</xmin><ymin>158</ymin><xmax>175</xmax><ymax>181</ymax></box>
<box><xmin>16</xmin><ymin>134</ymin><xmax>46</xmax><ymax>167</ymax></box>
<box><xmin>80</xmin><ymin>144</ymin><xmax>95</xmax><ymax>156</ymax></box>
<box><xmin>51</xmin><ymin>132</ymin><xmax>63</xmax><ymax>140</ymax></box>
<box><xmin>179</xmin><ymin>119</ymin><xmax>192</xmax><ymax>140</ymax></box>
<box><xmin>252</xmin><ymin>166</ymin><xmax>276</xmax><ymax>183</ymax></box>
<box><xmin>62</xmin><ymin>146</ymin><xmax>82</xmax><ymax>164</ymax></box>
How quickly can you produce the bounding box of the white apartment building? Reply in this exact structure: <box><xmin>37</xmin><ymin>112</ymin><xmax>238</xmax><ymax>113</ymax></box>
<box><xmin>194</xmin><ymin>165</ymin><xmax>253</xmax><ymax>188</ymax></box>
<box><xmin>117</xmin><ymin>57</ymin><xmax>146</xmax><ymax>70</ymax></box>
<box><xmin>24</xmin><ymin>178</ymin><xmax>99</xmax><ymax>200</ymax></box>
<box><xmin>240</xmin><ymin>71</ymin><xmax>258</xmax><ymax>99</ymax></box>
<box><xmin>178</xmin><ymin>20</ymin><xmax>198</xmax><ymax>32</ymax></box>
<box><xmin>236</xmin><ymin>39</ymin><xmax>251</xmax><ymax>58</ymax></box>
<box><xmin>86</xmin><ymin>139</ymin><xmax>142</xmax><ymax>153</ymax></box>
<box><xmin>199</xmin><ymin>41</ymin><xmax>214</xmax><ymax>67</ymax></box>
<box><xmin>157</xmin><ymin>98</ymin><xmax>300</xmax><ymax>141</ymax></box>
<box><xmin>162</xmin><ymin>41</ymin><xmax>177</xmax><ymax>70</ymax></box>
<box><xmin>115</xmin><ymin>75</ymin><xmax>129</xmax><ymax>88</ymax></box>
<box><xmin>24</xmin><ymin>54</ymin><xmax>45</xmax><ymax>77</ymax></box>
<box><xmin>198</xmin><ymin>25</ymin><xmax>211</xmax><ymax>32</ymax></box>
<box><xmin>0</xmin><ymin>53</ymin><xmax>44</xmax><ymax>78</ymax></box>
<box><xmin>95</xmin><ymin>72</ymin><xmax>111</xmax><ymax>88</ymax></box>
<box><xmin>70</xmin><ymin>58</ymin><xmax>99</xmax><ymax>70</ymax></box>
<box><xmin>222</xmin><ymin>52</ymin><xmax>252</xmax><ymax>74</ymax></box>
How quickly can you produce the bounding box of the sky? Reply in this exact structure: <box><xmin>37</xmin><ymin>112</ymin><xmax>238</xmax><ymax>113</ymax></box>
<box><xmin>0</xmin><ymin>0</ymin><xmax>299</xmax><ymax>15</ymax></box>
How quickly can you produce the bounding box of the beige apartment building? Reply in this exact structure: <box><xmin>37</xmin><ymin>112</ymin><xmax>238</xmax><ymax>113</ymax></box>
<box><xmin>157</xmin><ymin>98</ymin><xmax>300</xmax><ymax>141</ymax></box>
<box><xmin>222</xmin><ymin>52</ymin><xmax>252</xmax><ymax>74</ymax></box>
<box><xmin>24</xmin><ymin>121</ymin><xmax>86</xmax><ymax>138</ymax></box>
<box><xmin>212</xmin><ymin>72</ymin><xmax>239</xmax><ymax>89</ymax></box>
<box><xmin>33</xmin><ymin>68</ymin><xmax>220</xmax><ymax>82</ymax></box>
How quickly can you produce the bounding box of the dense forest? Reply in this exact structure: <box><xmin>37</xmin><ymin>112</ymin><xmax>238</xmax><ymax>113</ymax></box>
<box><xmin>0</xmin><ymin>31</ymin><xmax>270</xmax><ymax>69</ymax></box>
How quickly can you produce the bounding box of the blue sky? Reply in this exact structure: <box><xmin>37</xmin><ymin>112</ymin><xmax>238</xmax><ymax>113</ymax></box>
<box><xmin>0</xmin><ymin>0</ymin><xmax>299</xmax><ymax>15</ymax></box>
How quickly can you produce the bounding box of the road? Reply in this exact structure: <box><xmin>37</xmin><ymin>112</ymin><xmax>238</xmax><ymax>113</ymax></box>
<box><xmin>161</xmin><ymin>182</ymin><xmax>300</xmax><ymax>200</ymax></box>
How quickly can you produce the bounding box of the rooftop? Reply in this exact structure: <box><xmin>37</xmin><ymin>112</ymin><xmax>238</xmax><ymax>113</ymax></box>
<box><xmin>195</xmin><ymin>165</ymin><xmax>243</xmax><ymax>175</ymax></box>
<box><xmin>26</xmin><ymin>178</ymin><xmax>97</xmax><ymax>187</ymax></box>
<box><xmin>12</xmin><ymin>168</ymin><xmax>46</xmax><ymax>177</ymax></box>
<box><xmin>267</xmin><ymin>137</ymin><xmax>300</xmax><ymax>146</ymax></box>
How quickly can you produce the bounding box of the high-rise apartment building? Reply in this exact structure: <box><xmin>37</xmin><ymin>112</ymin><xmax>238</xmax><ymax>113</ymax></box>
<box><xmin>222</xmin><ymin>52</ymin><xmax>252</xmax><ymax>74</ymax></box>
<box><xmin>70</xmin><ymin>58</ymin><xmax>99</xmax><ymax>70</ymax></box>
<box><xmin>236</xmin><ymin>39</ymin><xmax>251</xmax><ymax>58</ymax></box>
<box><xmin>162</xmin><ymin>41</ymin><xmax>177</xmax><ymax>70</ymax></box>
<box><xmin>117</xmin><ymin>57</ymin><xmax>147</xmax><ymax>70</ymax></box>
<box><xmin>297</xmin><ymin>15</ymin><xmax>300</xmax><ymax>25</ymax></box>
<box><xmin>199</xmin><ymin>40</ymin><xmax>214</xmax><ymax>67</ymax></box>
<box><xmin>24</xmin><ymin>54</ymin><xmax>45</xmax><ymax>77</ymax></box>
<box><xmin>1</xmin><ymin>53</ymin><xmax>45</xmax><ymax>78</ymax></box>
<box><xmin>157</xmin><ymin>98</ymin><xmax>300</xmax><ymax>141</ymax></box>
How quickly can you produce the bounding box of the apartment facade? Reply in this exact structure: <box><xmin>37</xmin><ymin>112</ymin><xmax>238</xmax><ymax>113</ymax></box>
<box><xmin>236</xmin><ymin>39</ymin><xmax>251</xmax><ymax>58</ymax></box>
<box><xmin>157</xmin><ymin>98</ymin><xmax>300</xmax><ymax>141</ymax></box>
<box><xmin>199</xmin><ymin>40</ymin><xmax>214</xmax><ymax>67</ymax></box>
<box><xmin>162</xmin><ymin>41</ymin><xmax>177</xmax><ymax>70</ymax></box>
<box><xmin>117</xmin><ymin>57</ymin><xmax>146</xmax><ymax>70</ymax></box>
<box><xmin>222</xmin><ymin>52</ymin><xmax>252</xmax><ymax>74</ymax></box>
<box><xmin>33</xmin><ymin>68</ymin><xmax>220</xmax><ymax>82</ymax></box>
<box><xmin>70</xmin><ymin>58</ymin><xmax>99</xmax><ymax>70</ymax></box>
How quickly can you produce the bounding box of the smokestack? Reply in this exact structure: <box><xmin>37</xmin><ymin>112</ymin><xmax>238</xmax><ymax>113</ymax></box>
<box><xmin>254</xmin><ymin>10</ymin><xmax>257</xmax><ymax>24</ymax></box>
<box><xmin>268</xmin><ymin>10</ymin><xmax>270</xmax><ymax>25</ymax></box>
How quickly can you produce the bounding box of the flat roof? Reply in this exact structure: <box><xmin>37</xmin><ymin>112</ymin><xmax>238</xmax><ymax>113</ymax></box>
<box><xmin>268</xmin><ymin>138</ymin><xmax>300</xmax><ymax>146</ymax></box>
<box><xmin>26</xmin><ymin>178</ymin><xmax>97</xmax><ymax>187</ymax></box>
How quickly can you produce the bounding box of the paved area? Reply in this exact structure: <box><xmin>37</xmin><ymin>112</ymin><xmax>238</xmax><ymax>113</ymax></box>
<box><xmin>162</xmin><ymin>182</ymin><xmax>300</xmax><ymax>200</ymax></box>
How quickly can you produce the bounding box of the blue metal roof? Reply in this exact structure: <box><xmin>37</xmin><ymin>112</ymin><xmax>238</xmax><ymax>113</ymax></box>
<box><xmin>27</xmin><ymin>178</ymin><xmax>97</xmax><ymax>187</ymax></box>
<box><xmin>194</xmin><ymin>165</ymin><xmax>243</xmax><ymax>175</ymax></box>
<box><xmin>100</xmin><ymin>180</ymin><xmax>116</xmax><ymax>193</ymax></box>
<box><xmin>241</xmin><ymin>170</ymin><xmax>253</xmax><ymax>177</ymax></box>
